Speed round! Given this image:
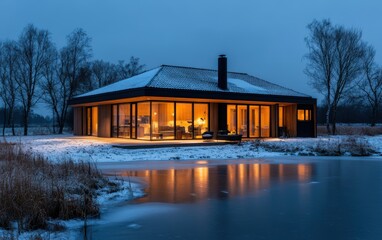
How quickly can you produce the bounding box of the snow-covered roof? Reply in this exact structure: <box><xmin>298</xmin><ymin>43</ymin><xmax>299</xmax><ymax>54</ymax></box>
<box><xmin>75</xmin><ymin>65</ymin><xmax>309</xmax><ymax>98</ymax></box>
<box><xmin>77</xmin><ymin>67</ymin><xmax>162</xmax><ymax>97</ymax></box>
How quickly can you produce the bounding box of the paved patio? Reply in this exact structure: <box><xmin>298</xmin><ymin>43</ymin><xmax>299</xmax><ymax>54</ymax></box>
<box><xmin>63</xmin><ymin>136</ymin><xmax>242</xmax><ymax>149</ymax></box>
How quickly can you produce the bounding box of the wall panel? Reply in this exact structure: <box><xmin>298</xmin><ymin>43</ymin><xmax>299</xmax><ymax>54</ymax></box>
<box><xmin>73</xmin><ymin>107</ymin><xmax>83</xmax><ymax>135</ymax></box>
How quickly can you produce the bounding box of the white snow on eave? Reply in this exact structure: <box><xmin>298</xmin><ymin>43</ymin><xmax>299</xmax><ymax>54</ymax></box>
<box><xmin>75</xmin><ymin>67</ymin><xmax>161</xmax><ymax>98</ymax></box>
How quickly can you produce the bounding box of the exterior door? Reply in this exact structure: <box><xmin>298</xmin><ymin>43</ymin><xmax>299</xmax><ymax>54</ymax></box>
<box><xmin>86</xmin><ymin>107</ymin><xmax>98</xmax><ymax>136</ymax></box>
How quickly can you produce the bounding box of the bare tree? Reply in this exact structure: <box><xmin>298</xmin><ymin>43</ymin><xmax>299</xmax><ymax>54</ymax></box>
<box><xmin>358</xmin><ymin>45</ymin><xmax>382</xmax><ymax>126</ymax></box>
<box><xmin>305</xmin><ymin>19</ymin><xmax>335</xmax><ymax>134</ymax></box>
<box><xmin>41</xmin><ymin>47</ymin><xmax>60</xmax><ymax>133</ymax></box>
<box><xmin>42</xmin><ymin>28</ymin><xmax>92</xmax><ymax>134</ymax></box>
<box><xmin>63</xmin><ymin>28</ymin><xmax>92</xmax><ymax>97</ymax></box>
<box><xmin>117</xmin><ymin>56</ymin><xmax>145</xmax><ymax>79</ymax></box>
<box><xmin>87</xmin><ymin>57</ymin><xmax>145</xmax><ymax>90</ymax></box>
<box><xmin>16</xmin><ymin>24</ymin><xmax>55</xmax><ymax>135</ymax></box>
<box><xmin>0</xmin><ymin>41</ymin><xmax>19</xmax><ymax>136</ymax></box>
<box><xmin>76</xmin><ymin>65</ymin><xmax>93</xmax><ymax>93</ymax></box>
<box><xmin>305</xmin><ymin>19</ymin><xmax>366</xmax><ymax>134</ymax></box>
<box><xmin>91</xmin><ymin>60</ymin><xmax>119</xmax><ymax>88</ymax></box>
<box><xmin>331</xmin><ymin>26</ymin><xmax>365</xmax><ymax>134</ymax></box>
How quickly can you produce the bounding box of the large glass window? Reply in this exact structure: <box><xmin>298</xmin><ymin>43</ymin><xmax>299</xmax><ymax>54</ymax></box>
<box><xmin>194</xmin><ymin>104</ymin><xmax>209</xmax><ymax>138</ymax></box>
<box><xmin>119</xmin><ymin>104</ymin><xmax>131</xmax><ymax>138</ymax></box>
<box><xmin>152</xmin><ymin>102</ymin><xmax>175</xmax><ymax>140</ymax></box>
<box><xmin>249</xmin><ymin>106</ymin><xmax>259</xmax><ymax>137</ymax></box>
<box><xmin>279</xmin><ymin>106</ymin><xmax>284</xmax><ymax>127</ymax></box>
<box><xmin>176</xmin><ymin>103</ymin><xmax>192</xmax><ymax>139</ymax></box>
<box><xmin>227</xmin><ymin>105</ymin><xmax>237</xmax><ymax>133</ymax></box>
<box><xmin>237</xmin><ymin>105</ymin><xmax>248</xmax><ymax>137</ymax></box>
<box><xmin>297</xmin><ymin>109</ymin><xmax>312</xmax><ymax>121</ymax></box>
<box><xmin>297</xmin><ymin>109</ymin><xmax>305</xmax><ymax>121</ymax></box>
<box><xmin>137</xmin><ymin>102</ymin><xmax>150</xmax><ymax>140</ymax></box>
<box><xmin>261</xmin><ymin>106</ymin><xmax>270</xmax><ymax>137</ymax></box>
<box><xmin>112</xmin><ymin>105</ymin><xmax>118</xmax><ymax>137</ymax></box>
<box><xmin>131</xmin><ymin>104</ymin><xmax>136</xmax><ymax>139</ymax></box>
<box><xmin>111</xmin><ymin>102</ymin><xmax>276</xmax><ymax>140</ymax></box>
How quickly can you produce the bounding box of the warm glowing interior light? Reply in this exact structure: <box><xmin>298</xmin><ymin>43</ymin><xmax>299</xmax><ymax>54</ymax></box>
<box><xmin>196</xmin><ymin>160</ymin><xmax>208</xmax><ymax>164</ymax></box>
<box><xmin>297</xmin><ymin>110</ymin><xmax>305</xmax><ymax>121</ymax></box>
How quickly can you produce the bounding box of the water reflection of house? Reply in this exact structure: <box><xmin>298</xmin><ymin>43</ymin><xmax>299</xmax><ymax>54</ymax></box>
<box><xmin>121</xmin><ymin>163</ymin><xmax>314</xmax><ymax>204</ymax></box>
<box><xmin>69</xmin><ymin>55</ymin><xmax>316</xmax><ymax>140</ymax></box>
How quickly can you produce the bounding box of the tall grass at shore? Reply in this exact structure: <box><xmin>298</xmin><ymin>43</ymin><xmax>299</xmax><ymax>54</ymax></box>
<box><xmin>317</xmin><ymin>125</ymin><xmax>382</xmax><ymax>136</ymax></box>
<box><xmin>0</xmin><ymin>141</ymin><xmax>107</xmax><ymax>233</ymax></box>
<box><xmin>257</xmin><ymin>136</ymin><xmax>376</xmax><ymax>156</ymax></box>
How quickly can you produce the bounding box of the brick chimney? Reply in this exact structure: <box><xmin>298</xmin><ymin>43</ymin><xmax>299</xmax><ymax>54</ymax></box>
<box><xmin>218</xmin><ymin>54</ymin><xmax>227</xmax><ymax>90</ymax></box>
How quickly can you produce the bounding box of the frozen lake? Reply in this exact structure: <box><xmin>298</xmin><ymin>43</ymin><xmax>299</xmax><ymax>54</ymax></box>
<box><xmin>89</xmin><ymin>157</ymin><xmax>382</xmax><ymax>240</ymax></box>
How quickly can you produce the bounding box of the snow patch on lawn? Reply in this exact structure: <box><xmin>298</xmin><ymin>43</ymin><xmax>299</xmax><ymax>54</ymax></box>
<box><xmin>2</xmin><ymin>134</ymin><xmax>281</xmax><ymax>163</ymax></box>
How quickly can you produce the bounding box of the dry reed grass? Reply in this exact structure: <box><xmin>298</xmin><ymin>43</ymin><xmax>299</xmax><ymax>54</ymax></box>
<box><xmin>0</xmin><ymin>141</ymin><xmax>107</xmax><ymax>233</ymax></box>
<box><xmin>317</xmin><ymin>125</ymin><xmax>382</xmax><ymax>136</ymax></box>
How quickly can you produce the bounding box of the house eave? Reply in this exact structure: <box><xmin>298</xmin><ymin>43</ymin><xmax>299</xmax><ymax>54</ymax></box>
<box><xmin>68</xmin><ymin>87</ymin><xmax>316</xmax><ymax>106</ymax></box>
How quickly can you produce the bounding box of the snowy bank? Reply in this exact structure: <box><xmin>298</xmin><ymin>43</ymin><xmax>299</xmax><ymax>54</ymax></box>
<box><xmin>0</xmin><ymin>179</ymin><xmax>144</xmax><ymax>240</ymax></box>
<box><xmin>2</xmin><ymin>134</ymin><xmax>382</xmax><ymax>163</ymax></box>
<box><xmin>0</xmin><ymin>140</ymin><xmax>145</xmax><ymax>240</ymax></box>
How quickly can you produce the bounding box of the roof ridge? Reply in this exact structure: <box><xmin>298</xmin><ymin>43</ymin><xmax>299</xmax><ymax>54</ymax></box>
<box><xmin>160</xmin><ymin>64</ymin><xmax>247</xmax><ymax>75</ymax></box>
<box><xmin>146</xmin><ymin>66</ymin><xmax>164</xmax><ymax>86</ymax></box>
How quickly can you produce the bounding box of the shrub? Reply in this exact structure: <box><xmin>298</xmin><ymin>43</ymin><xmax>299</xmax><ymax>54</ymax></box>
<box><xmin>341</xmin><ymin>137</ymin><xmax>375</xmax><ymax>156</ymax></box>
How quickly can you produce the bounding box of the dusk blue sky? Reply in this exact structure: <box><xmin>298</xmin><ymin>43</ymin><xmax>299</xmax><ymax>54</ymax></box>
<box><xmin>1</xmin><ymin>0</ymin><xmax>382</xmax><ymax>105</ymax></box>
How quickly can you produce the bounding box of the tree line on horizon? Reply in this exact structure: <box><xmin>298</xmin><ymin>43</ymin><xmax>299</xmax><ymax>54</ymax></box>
<box><xmin>305</xmin><ymin>19</ymin><xmax>382</xmax><ymax>134</ymax></box>
<box><xmin>0</xmin><ymin>24</ymin><xmax>145</xmax><ymax>136</ymax></box>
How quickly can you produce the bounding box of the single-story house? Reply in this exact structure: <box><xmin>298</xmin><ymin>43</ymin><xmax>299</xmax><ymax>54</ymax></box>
<box><xmin>69</xmin><ymin>55</ymin><xmax>316</xmax><ymax>140</ymax></box>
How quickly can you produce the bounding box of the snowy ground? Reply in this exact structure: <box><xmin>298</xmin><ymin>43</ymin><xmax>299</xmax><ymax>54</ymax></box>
<box><xmin>1</xmin><ymin>134</ymin><xmax>382</xmax><ymax>239</ymax></box>
<box><xmin>2</xmin><ymin>134</ymin><xmax>382</xmax><ymax>163</ymax></box>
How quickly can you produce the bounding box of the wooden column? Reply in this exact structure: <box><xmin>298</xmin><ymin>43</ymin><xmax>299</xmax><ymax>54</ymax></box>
<box><xmin>209</xmin><ymin>103</ymin><xmax>219</xmax><ymax>135</ymax></box>
<box><xmin>285</xmin><ymin>104</ymin><xmax>297</xmax><ymax>137</ymax></box>
<box><xmin>98</xmin><ymin>104</ymin><xmax>112</xmax><ymax>137</ymax></box>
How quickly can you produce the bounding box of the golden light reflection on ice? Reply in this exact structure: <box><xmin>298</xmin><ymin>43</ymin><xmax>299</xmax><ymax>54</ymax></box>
<box><xmin>119</xmin><ymin>162</ymin><xmax>313</xmax><ymax>203</ymax></box>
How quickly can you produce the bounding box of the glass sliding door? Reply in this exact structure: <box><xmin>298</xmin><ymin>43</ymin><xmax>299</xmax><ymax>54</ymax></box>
<box><xmin>176</xmin><ymin>103</ymin><xmax>192</xmax><ymax>139</ymax></box>
<box><xmin>227</xmin><ymin>105</ymin><xmax>237</xmax><ymax>133</ymax></box>
<box><xmin>110</xmin><ymin>101</ymin><xmax>273</xmax><ymax>140</ymax></box>
<box><xmin>194</xmin><ymin>103</ymin><xmax>209</xmax><ymax>138</ymax></box>
<box><xmin>152</xmin><ymin>102</ymin><xmax>175</xmax><ymax>140</ymax></box>
<box><xmin>131</xmin><ymin>103</ymin><xmax>136</xmax><ymax>139</ymax></box>
<box><xmin>86</xmin><ymin>107</ymin><xmax>91</xmax><ymax>136</ymax></box>
<box><xmin>91</xmin><ymin>107</ymin><xmax>98</xmax><ymax>136</ymax></box>
<box><xmin>261</xmin><ymin>106</ymin><xmax>270</xmax><ymax>137</ymax></box>
<box><xmin>118</xmin><ymin>104</ymin><xmax>131</xmax><ymax>138</ymax></box>
<box><xmin>237</xmin><ymin>105</ymin><xmax>248</xmax><ymax>137</ymax></box>
<box><xmin>112</xmin><ymin>105</ymin><xmax>118</xmax><ymax>137</ymax></box>
<box><xmin>249</xmin><ymin>106</ymin><xmax>260</xmax><ymax>137</ymax></box>
<box><xmin>137</xmin><ymin>102</ymin><xmax>150</xmax><ymax>140</ymax></box>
